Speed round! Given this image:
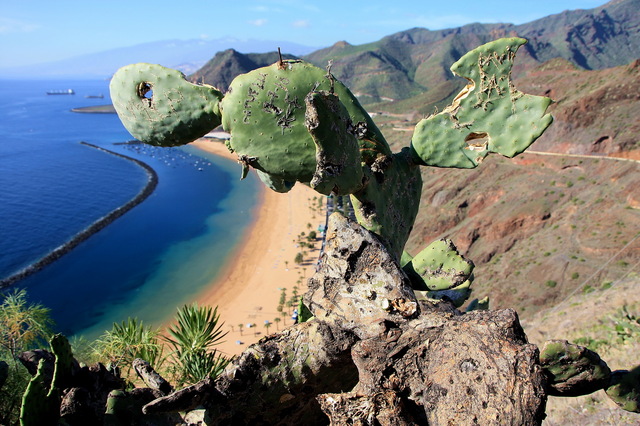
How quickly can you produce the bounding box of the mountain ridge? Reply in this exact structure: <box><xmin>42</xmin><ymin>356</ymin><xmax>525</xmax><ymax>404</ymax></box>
<box><xmin>189</xmin><ymin>0</ymin><xmax>638</xmax><ymax>108</ymax></box>
<box><xmin>300</xmin><ymin>0</ymin><xmax>639</xmax><ymax>104</ymax></box>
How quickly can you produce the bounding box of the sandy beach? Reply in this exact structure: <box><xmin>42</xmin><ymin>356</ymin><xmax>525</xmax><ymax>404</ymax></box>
<box><xmin>187</xmin><ymin>138</ymin><xmax>322</xmax><ymax>356</ymax></box>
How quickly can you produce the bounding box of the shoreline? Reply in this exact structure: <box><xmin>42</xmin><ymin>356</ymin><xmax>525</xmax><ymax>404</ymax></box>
<box><xmin>0</xmin><ymin>141</ymin><xmax>158</xmax><ymax>288</ymax></box>
<box><xmin>188</xmin><ymin>138</ymin><xmax>321</xmax><ymax>356</ymax></box>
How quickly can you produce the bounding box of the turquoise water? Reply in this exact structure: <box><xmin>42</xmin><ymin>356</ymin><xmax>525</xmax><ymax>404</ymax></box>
<box><xmin>0</xmin><ymin>79</ymin><xmax>260</xmax><ymax>339</ymax></box>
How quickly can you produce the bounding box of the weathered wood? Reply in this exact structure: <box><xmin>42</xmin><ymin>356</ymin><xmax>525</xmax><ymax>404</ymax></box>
<box><xmin>133</xmin><ymin>358</ymin><xmax>173</xmax><ymax>395</ymax></box>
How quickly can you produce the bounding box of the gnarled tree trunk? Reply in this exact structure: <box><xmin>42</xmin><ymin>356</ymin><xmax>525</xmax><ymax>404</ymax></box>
<box><xmin>143</xmin><ymin>213</ymin><xmax>548</xmax><ymax>425</ymax></box>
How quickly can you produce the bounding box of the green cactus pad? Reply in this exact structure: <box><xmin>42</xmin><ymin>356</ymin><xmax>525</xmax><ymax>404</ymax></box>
<box><xmin>20</xmin><ymin>359</ymin><xmax>59</xmax><ymax>426</ymax></box>
<box><xmin>416</xmin><ymin>280</ymin><xmax>472</xmax><ymax>307</ymax></box>
<box><xmin>410</xmin><ymin>37</ymin><xmax>553</xmax><ymax>168</ymax></box>
<box><xmin>110</xmin><ymin>63</ymin><xmax>223</xmax><ymax>146</ymax></box>
<box><xmin>465</xmin><ymin>296</ymin><xmax>490</xmax><ymax>312</ymax></box>
<box><xmin>221</xmin><ymin>60</ymin><xmax>389</xmax><ymax>184</ymax></box>
<box><xmin>305</xmin><ymin>91</ymin><xmax>365</xmax><ymax>195</ymax></box>
<box><xmin>350</xmin><ymin>148</ymin><xmax>422</xmax><ymax>260</ymax></box>
<box><xmin>50</xmin><ymin>334</ymin><xmax>74</xmax><ymax>391</ymax></box>
<box><xmin>405</xmin><ymin>239</ymin><xmax>474</xmax><ymax>291</ymax></box>
<box><xmin>606</xmin><ymin>369</ymin><xmax>640</xmax><ymax>413</ymax></box>
<box><xmin>539</xmin><ymin>340</ymin><xmax>611</xmax><ymax>396</ymax></box>
<box><xmin>256</xmin><ymin>170</ymin><xmax>296</xmax><ymax>193</ymax></box>
<box><xmin>19</xmin><ymin>334</ymin><xmax>76</xmax><ymax>426</ymax></box>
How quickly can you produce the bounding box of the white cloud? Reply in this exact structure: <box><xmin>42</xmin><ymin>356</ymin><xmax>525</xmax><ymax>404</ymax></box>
<box><xmin>249</xmin><ymin>19</ymin><xmax>268</xmax><ymax>27</ymax></box>
<box><xmin>292</xmin><ymin>20</ymin><xmax>310</xmax><ymax>28</ymax></box>
<box><xmin>0</xmin><ymin>18</ymin><xmax>40</xmax><ymax>34</ymax></box>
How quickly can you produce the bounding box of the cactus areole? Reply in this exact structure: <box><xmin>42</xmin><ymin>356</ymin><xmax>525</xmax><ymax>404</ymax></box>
<box><xmin>110</xmin><ymin>37</ymin><xmax>553</xmax><ymax>301</ymax></box>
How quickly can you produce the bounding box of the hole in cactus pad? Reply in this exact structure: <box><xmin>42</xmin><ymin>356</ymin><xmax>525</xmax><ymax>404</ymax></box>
<box><xmin>137</xmin><ymin>82</ymin><xmax>153</xmax><ymax>107</ymax></box>
<box><xmin>464</xmin><ymin>132</ymin><xmax>488</xmax><ymax>151</ymax></box>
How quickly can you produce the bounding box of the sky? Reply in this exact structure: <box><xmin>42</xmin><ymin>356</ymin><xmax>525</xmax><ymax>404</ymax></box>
<box><xmin>0</xmin><ymin>0</ymin><xmax>607</xmax><ymax>68</ymax></box>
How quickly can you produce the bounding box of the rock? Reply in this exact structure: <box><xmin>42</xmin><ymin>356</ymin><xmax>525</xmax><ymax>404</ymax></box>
<box><xmin>142</xmin><ymin>212</ymin><xmax>548</xmax><ymax>424</ymax></box>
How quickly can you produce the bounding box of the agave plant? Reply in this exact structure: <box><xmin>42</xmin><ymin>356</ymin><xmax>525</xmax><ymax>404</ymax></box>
<box><xmin>165</xmin><ymin>304</ymin><xmax>229</xmax><ymax>385</ymax></box>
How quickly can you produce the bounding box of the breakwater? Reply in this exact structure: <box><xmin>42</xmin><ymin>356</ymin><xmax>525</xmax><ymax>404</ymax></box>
<box><xmin>0</xmin><ymin>142</ymin><xmax>158</xmax><ymax>288</ymax></box>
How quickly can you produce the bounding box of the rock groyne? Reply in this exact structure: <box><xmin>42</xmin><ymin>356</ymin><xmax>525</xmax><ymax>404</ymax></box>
<box><xmin>0</xmin><ymin>142</ymin><xmax>158</xmax><ymax>288</ymax></box>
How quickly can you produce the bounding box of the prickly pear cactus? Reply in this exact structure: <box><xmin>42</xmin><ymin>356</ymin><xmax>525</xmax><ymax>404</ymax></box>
<box><xmin>20</xmin><ymin>359</ymin><xmax>58</xmax><ymax>426</ymax></box>
<box><xmin>19</xmin><ymin>334</ymin><xmax>75</xmax><ymax>426</ymax></box>
<box><xmin>403</xmin><ymin>239</ymin><xmax>474</xmax><ymax>290</ymax></box>
<box><xmin>410</xmin><ymin>37</ymin><xmax>553</xmax><ymax>168</ymax></box>
<box><xmin>109</xmin><ymin>38</ymin><xmax>554</xmax><ymax>303</ymax></box>
<box><xmin>110</xmin><ymin>63</ymin><xmax>223</xmax><ymax>146</ymax></box>
<box><xmin>606</xmin><ymin>369</ymin><xmax>640</xmax><ymax>413</ymax></box>
<box><xmin>539</xmin><ymin>340</ymin><xmax>611</xmax><ymax>396</ymax></box>
<box><xmin>304</xmin><ymin>90</ymin><xmax>365</xmax><ymax>195</ymax></box>
<box><xmin>350</xmin><ymin>148</ymin><xmax>423</xmax><ymax>260</ymax></box>
<box><xmin>465</xmin><ymin>296</ymin><xmax>490</xmax><ymax>312</ymax></box>
<box><xmin>220</xmin><ymin>60</ymin><xmax>390</xmax><ymax>184</ymax></box>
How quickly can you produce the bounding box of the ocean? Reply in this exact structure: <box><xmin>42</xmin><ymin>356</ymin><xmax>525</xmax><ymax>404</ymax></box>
<box><xmin>0</xmin><ymin>79</ymin><xmax>260</xmax><ymax>339</ymax></box>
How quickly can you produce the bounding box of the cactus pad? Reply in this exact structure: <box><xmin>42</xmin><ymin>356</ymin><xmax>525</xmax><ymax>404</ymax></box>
<box><xmin>465</xmin><ymin>296</ymin><xmax>490</xmax><ymax>312</ymax></box>
<box><xmin>350</xmin><ymin>148</ymin><xmax>422</xmax><ymax>260</ymax></box>
<box><xmin>410</xmin><ymin>37</ymin><xmax>553</xmax><ymax>168</ymax></box>
<box><xmin>416</xmin><ymin>280</ymin><xmax>472</xmax><ymax>307</ymax></box>
<box><xmin>405</xmin><ymin>239</ymin><xmax>474</xmax><ymax>291</ymax></box>
<box><xmin>606</xmin><ymin>369</ymin><xmax>640</xmax><ymax>413</ymax></box>
<box><xmin>255</xmin><ymin>169</ymin><xmax>296</xmax><ymax>193</ymax></box>
<box><xmin>110</xmin><ymin>63</ymin><xmax>223</xmax><ymax>146</ymax></box>
<box><xmin>304</xmin><ymin>91</ymin><xmax>365</xmax><ymax>195</ymax></box>
<box><xmin>539</xmin><ymin>340</ymin><xmax>611</xmax><ymax>396</ymax></box>
<box><xmin>220</xmin><ymin>60</ymin><xmax>389</xmax><ymax>184</ymax></box>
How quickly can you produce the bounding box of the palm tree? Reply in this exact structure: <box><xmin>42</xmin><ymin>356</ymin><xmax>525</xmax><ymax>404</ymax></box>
<box><xmin>238</xmin><ymin>323</ymin><xmax>244</xmax><ymax>336</ymax></box>
<box><xmin>165</xmin><ymin>304</ymin><xmax>229</xmax><ymax>385</ymax></box>
<box><xmin>264</xmin><ymin>320</ymin><xmax>272</xmax><ymax>335</ymax></box>
<box><xmin>273</xmin><ymin>317</ymin><xmax>281</xmax><ymax>331</ymax></box>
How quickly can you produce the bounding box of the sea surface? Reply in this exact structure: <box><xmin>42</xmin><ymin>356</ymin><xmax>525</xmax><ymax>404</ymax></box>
<box><xmin>0</xmin><ymin>79</ymin><xmax>260</xmax><ymax>339</ymax></box>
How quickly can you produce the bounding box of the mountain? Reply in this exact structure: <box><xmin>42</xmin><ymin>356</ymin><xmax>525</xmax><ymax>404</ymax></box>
<box><xmin>0</xmin><ymin>38</ymin><xmax>318</xmax><ymax>79</ymax></box>
<box><xmin>516</xmin><ymin>58</ymin><xmax>640</xmax><ymax>155</ymax></box>
<box><xmin>189</xmin><ymin>49</ymin><xmax>298</xmax><ymax>92</ymax></box>
<box><xmin>189</xmin><ymin>0</ymin><xmax>638</xmax><ymax>107</ymax></box>
<box><xmin>304</xmin><ymin>0</ymin><xmax>639</xmax><ymax>104</ymax></box>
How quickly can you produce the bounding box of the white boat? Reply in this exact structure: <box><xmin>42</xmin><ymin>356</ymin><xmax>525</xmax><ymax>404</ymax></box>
<box><xmin>47</xmin><ymin>89</ymin><xmax>75</xmax><ymax>95</ymax></box>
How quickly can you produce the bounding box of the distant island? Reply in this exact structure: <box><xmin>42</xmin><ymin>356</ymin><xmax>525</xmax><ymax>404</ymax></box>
<box><xmin>71</xmin><ymin>105</ymin><xmax>116</xmax><ymax>114</ymax></box>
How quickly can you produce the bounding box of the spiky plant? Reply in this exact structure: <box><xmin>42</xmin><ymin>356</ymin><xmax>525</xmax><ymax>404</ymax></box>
<box><xmin>165</xmin><ymin>304</ymin><xmax>229</xmax><ymax>385</ymax></box>
<box><xmin>93</xmin><ymin>318</ymin><xmax>164</xmax><ymax>379</ymax></box>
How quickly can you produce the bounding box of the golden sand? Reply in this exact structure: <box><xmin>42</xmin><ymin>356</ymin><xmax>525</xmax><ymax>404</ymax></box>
<box><xmin>186</xmin><ymin>139</ymin><xmax>321</xmax><ymax>356</ymax></box>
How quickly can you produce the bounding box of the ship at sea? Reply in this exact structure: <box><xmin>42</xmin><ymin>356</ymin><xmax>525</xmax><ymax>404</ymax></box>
<box><xmin>47</xmin><ymin>89</ymin><xmax>75</xmax><ymax>95</ymax></box>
